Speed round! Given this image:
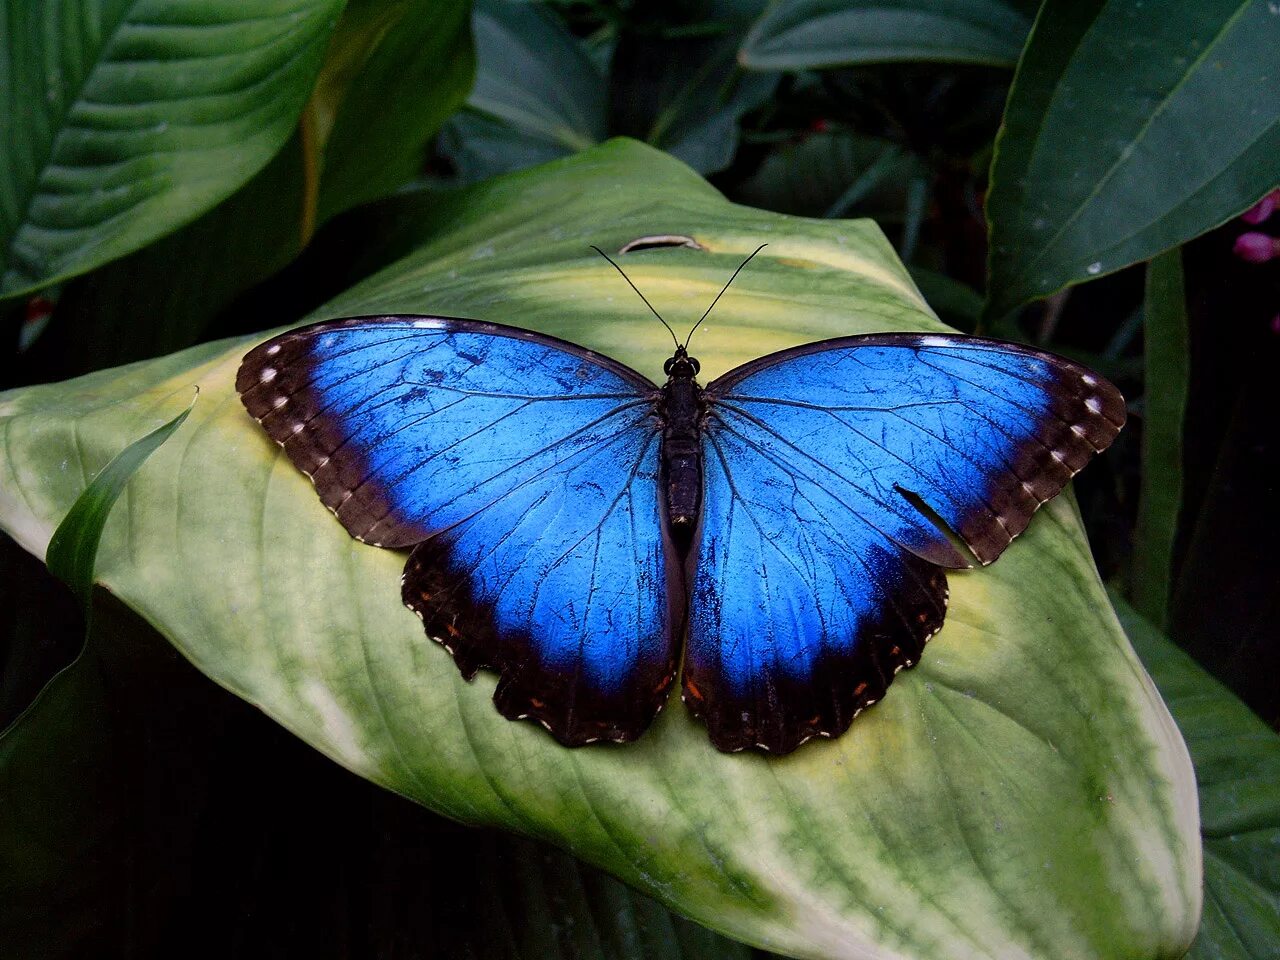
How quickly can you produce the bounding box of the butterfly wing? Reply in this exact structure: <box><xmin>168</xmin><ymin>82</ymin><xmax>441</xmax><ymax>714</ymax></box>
<box><xmin>237</xmin><ymin>316</ymin><xmax>681</xmax><ymax>745</ymax></box>
<box><xmin>687</xmin><ymin>333</ymin><xmax>1125</xmax><ymax>753</ymax></box>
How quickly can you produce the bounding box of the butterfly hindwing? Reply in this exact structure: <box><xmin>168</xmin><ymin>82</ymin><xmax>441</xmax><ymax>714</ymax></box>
<box><xmin>686</xmin><ymin>334</ymin><xmax>1124</xmax><ymax>753</ymax></box>
<box><xmin>237</xmin><ymin>316</ymin><xmax>680</xmax><ymax>745</ymax></box>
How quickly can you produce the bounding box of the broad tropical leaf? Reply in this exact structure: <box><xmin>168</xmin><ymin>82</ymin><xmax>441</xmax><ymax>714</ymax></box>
<box><xmin>439</xmin><ymin>0</ymin><xmax>605</xmax><ymax>183</ymax></box>
<box><xmin>985</xmin><ymin>0</ymin><xmax>1280</xmax><ymax>317</ymax></box>
<box><xmin>1116</xmin><ymin>595</ymin><xmax>1280</xmax><ymax>959</ymax></box>
<box><xmin>22</xmin><ymin>1</ymin><xmax>472</xmax><ymax>376</ymax></box>
<box><xmin>1132</xmin><ymin>251</ymin><xmax>1189</xmax><ymax>628</ymax></box>
<box><xmin>739</xmin><ymin>0</ymin><xmax>1031</xmax><ymax>70</ymax></box>
<box><xmin>308</xmin><ymin>0</ymin><xmax>474</xmax><ymax>224</ymax></box>
<box><xmin>0</xmin><ymin>0</ymin><xmax>345</xmax><ymax>297</ymax></box>
<box><xmin>0</xmin><ymin>139</ymin><xmax>1200</xmax><ymax>960</ymax></box>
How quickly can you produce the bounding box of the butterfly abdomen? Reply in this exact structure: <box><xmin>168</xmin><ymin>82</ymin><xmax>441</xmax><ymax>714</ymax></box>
<box><xmin>659</xmin><ymin>373</ymin><xmax>704</xmax><ymax>556</ymax></box>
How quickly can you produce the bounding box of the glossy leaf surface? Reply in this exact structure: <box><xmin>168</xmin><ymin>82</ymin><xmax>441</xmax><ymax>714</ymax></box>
<box><xmin>0</xmin><ymin>0</ymin><xmax>344</xmax><ymax>298</ymax></box>
<box><xmin>0</xmin><ymin>139</ymin><xmax>1200</xmax><ymax>960</ymax></box>
<box><xmin>1116</xmin><ymin>595</ymin><xmax>1280</xmax><ymax>959</ymax></box>
<box><xmin>25</xmin><ymin>138</ymin><xmax>310</xmax><ymax>380</ymax></box>
<box><xmin>439</xmin><ymin>0</ymin><xmax>604</xmax><ymax>183</ymax></box>
<box><xmin>1132</xmin><ymin>250</ymin><xmax>1189</xmax><ymax>628</ymax></box>
<box><xmin>309</xmin><ymin>0</ymin><xmax>474</xmax><ymax>223</ymax></box>
<box><xmin>26</xmin><ymin>5</ymin><xmax>471</xmax><ymax>377</ymax></box>
<box><xmin>739</xmin><ymin>0</ymin><xmax>1031</xmax><ymax>70</ymax></box>
<box><xmin>985</xmin><ymin>0</ymin><xmax>1280</xmax><ymax>317</ymax></box>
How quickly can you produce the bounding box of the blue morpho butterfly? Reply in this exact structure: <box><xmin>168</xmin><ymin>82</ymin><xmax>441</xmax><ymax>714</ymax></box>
<box><xmin>237</xmin><ymin>246</ymin><xmax>1125</xmax><ymax>755</ymax></box>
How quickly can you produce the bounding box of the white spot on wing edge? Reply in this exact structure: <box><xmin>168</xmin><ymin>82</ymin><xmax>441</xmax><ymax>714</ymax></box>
<box><xmin>260</xmin><ymin>367</ymin><xmax>277</xmax><ymax>383</ymax></box>
<box><xmin>1081</xmin><ymin>373</ymin><xmax>1097</xmax><ymax>387</ymax></box>
<box><xmin>1085</xmin><ymin>396</ymin><xmax>1102</xmax><ymax>414</ymax></box>
<box><xmin>412</xmin><ymin>318</ymin><xmax>445</xmax><ymax>329</ymax></box>
<box><xmin>265</xmin><ymin>343</ymin><xmax>281</xmax><ymax>356</ymax></box>
<box><xmin>918</xmin><ymin>335</ymin><xmax>951</xmax><ymax>347</ymax></box>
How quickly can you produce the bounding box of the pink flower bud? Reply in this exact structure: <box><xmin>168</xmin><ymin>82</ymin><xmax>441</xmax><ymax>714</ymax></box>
<box><xmin>1233</xmin><ymin>231</ymin><xmax>1279</xmax><ymax>263</ymax></box>
<box><xmin>1241</xmin><ymin>189</ymin><xmax>1279</xmax><ymax>225</ymax></box>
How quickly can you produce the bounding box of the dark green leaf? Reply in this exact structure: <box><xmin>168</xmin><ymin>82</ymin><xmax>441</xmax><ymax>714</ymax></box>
<box><xmin>825</xmin><ymin>144</ymin><xmax>911</xmax><ymax>219</ymax></box>
<box><xmin>739</xmin><ymin>0</ymin><xmax>1031</xmax><ymax>70</ymax></box>
<box><xmin>27</xmin><ymin>137</ymin><xmax>308</xmax><ymax>379</ymax></box>
<box><xmin>439</xmin><ymin>0</ymin><xmax>604</xmax><ymax>183</ymax></box>
<box><xmin>311</xmin><ymin>0</ymin><xmax>474</xmax><ymax>222</ymax></box>
<box><xmin>1132</xmin><ymin>249</ymin><xmax>1189</xmax><ymax>628</ymax></box>
<box><xmin>0</xmin><ymin>535</ymin><xmax>81</xmax><ymax>730</ymax></box>
<box><xmin>44</xmin><ymin>391</ymin><xmax>195</xmax><ymax>607</ymax></box>
<box><xmin>1115</xmin><ymin>593</ymin><xmax>1280</xmax><ymax>959</ymax></box>
<box><xmin>611</xmin><ymin>24</ymin><xmax>778</xmax><ymax>176</ymax></box>
<box><xmin>440</xmin><ymin>108</ymin><xmax>577</xmax><ymax>184</ymax></box>
<box><xmin>0</xmin><ymin>0</ymin><xmax>345</xmax><ymax>298</ymax></box>
<box><xmin>985</xmin><ymin>0</ymin><xmax>1280</xmax><ymax>318</ymax></box>
<box><xmin>444</xmin><ymin>1</ymin><xmax>775</xmax><ymax>179</ymax></box>
<box><xmin>898</xmin><ymin>175</ymin><xmax>929</xmax><ymax>260</ymax></box>
<box><xmin>907</xmin><ymin>265</ymin><xmax>984</xmax><ymax>328</ymax></box>
<box><xmin>0</xmin><ymin>594</ymin><xmax>216</xmax><ymax>958</ymax></box>
<box><xmin>733</xmin><ymin>130</ymin><xmax>918</xmax><ymax>218</ymax></box>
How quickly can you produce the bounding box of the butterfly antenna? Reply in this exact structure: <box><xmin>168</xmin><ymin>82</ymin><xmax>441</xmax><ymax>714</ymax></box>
<box><xmin>590</xmin><ymin>245</ymin><xmax>681</xmax><ymax>350</ymax></box>
<box><xmin>683</xmin><ymin>244</ymin><xmax>767</xmax><ymax>350</ymax></box>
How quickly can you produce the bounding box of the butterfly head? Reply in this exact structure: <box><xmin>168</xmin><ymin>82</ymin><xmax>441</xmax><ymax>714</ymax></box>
<box><xmin>664</xmin><ymin>346</ymin><xmax>701</xmax><ymax>380</ymax></box>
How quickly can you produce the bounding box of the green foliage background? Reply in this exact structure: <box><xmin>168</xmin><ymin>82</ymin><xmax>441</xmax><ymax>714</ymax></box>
<box><xmin>1</xmin><ymin>1</ymin><xmax>1277</xmax><ymax>957</ymax></box>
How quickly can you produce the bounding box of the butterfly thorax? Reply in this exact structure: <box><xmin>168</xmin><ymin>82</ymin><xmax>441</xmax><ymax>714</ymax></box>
<box><xmin>659</xmin><ymin>348</ymin><xmax>705</xmax><ymax>557</ymax></box>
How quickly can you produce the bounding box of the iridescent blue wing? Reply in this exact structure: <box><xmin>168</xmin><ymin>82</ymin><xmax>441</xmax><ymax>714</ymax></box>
<box><xmin>687</xmin><ymin>333</ymin><xmax>1125</xmax><ymax>753</ymax></box>
<box><xmin>237</xmin><ymin>316</ymin><xmax>681</xmax><ymax>746</ymax></box>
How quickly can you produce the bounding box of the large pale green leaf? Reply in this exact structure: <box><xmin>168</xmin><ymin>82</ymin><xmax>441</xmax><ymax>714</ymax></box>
<box><xmin>0</xmin><ymin>0</ymin><xmax>346</xmax><ymax>299</ymax></box>
<box><xmin>4</xmin><ymin>365</ymin><xmax>754</xmax><ymax>953</ymax></box>
<box><xmin>45</xmin><ymin>390</ymin><xmax>194</xmax><ymax>607</ymax></box>
<box><xmin>985</xmin><ymin>0</ymin><xmax>1280</xmax><ymax>318</ymax></box>
<box><xmin>0</xmin><ymin>139</ymin><xmax>1200</xmax><ymax>960</ymax></box>
<box><xmin>739</xmin><ymin>0</ymin><xmax>1031</xmax><ymax>70</ymax></box>
<box><xmin>1115</xmin><ymin>595</ymin><xmax>1280</xmax><ymax>959</ymax></box>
